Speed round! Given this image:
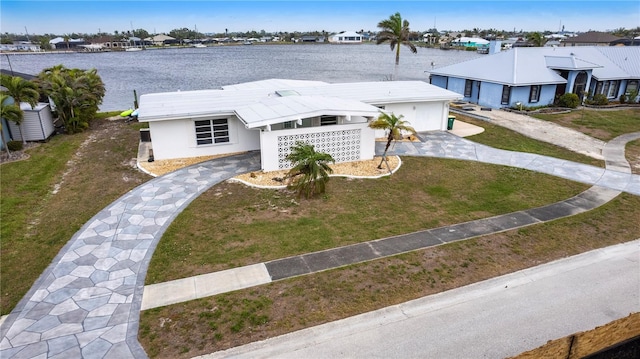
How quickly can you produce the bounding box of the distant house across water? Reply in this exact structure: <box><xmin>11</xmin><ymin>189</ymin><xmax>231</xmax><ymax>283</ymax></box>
<box><xmin>49</xmin><ymin>37</ymin><xmax>86</xmax><ymax>50</ymax></box>
<box><xmin>560</xmin><ymin>31</ymin><xmax>623</xmax><ymax>47</ymax></box>
<box><xmin>328</xmin><ymin>31</ymin><xmax>363</xmax><ymax>44</ymax></box>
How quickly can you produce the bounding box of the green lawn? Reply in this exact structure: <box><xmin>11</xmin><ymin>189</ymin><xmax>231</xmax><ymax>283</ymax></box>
<box><xmin>146</xmin><ymin>157</ymin><xmax>589</xmax><ymax>284</ymax></box>
<box><xmin>455</xmin><ymin>113</ymin><xmax>604</xmax><ymax>167</ymax></box>
<box><xmin>532</xmin><ymin>108</ymin><xmax>640</xmax><ymax>141</ymax></box>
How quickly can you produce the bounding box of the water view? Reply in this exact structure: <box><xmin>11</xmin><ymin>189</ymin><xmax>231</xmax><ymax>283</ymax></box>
<box><xmin>1</xmin><ymin>44</ymin><xmax>482</xmax><ymax>111</ymax></box>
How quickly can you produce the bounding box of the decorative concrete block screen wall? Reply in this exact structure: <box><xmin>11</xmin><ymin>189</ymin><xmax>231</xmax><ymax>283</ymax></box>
<box><xmin>277</xmin><ymin>129</ymin><xmax>362</xmax><ymax>169</ymax></box>
<box><xmin>259</xmin><ymin>122</ymin><xmax>375</xmax><ymax>171</ymax></box>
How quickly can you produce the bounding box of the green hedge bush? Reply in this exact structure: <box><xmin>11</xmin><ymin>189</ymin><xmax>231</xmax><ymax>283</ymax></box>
<box><xmin>557</xmin><ymin>93</ymin><xmax>580</xmax><ymax>108</ymax></box>
<box><xmin>6</xmin><ymin>141</ymin><xmax>23</xmax><ymax>151</ymax></box>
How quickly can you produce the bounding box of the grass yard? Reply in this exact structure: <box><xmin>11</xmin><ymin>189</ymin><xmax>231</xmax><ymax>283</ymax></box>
<box><xmin>532</xmin><ymin>108</ymin><xmax>640</xmax><ymax>141</ymax></box>
<box><xmin>145</xmin><ymin>158</ymin><xmax>589</xmax><ymax>284</ymax></box>
<box><xmin>139</xmin><ymin>109</ymin><xmax>639</xmax><ymax>358</ymax></box>
<box><xmin>455</xmin><ymin>113</ymin><xmax>604</xmax><ymax>167</ymax></box>
<box><xmin>139</xmin><ymin>193</ymin><xmax>640</xmax><ymax>358</ymax></box>
<box><xmin>1</xmin><ymin>107</ymin><xmax>637</xmax><ymax>357</ymax></box>
<box><xmin>626</xmin><ymin>139</ymin><xmax>640</xmax><ymax>174</ymax></box>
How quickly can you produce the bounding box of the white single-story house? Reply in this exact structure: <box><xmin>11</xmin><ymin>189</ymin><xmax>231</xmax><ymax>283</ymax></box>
<box><xmin>429</xmin><ymin>46</ymin><xmax>640</xmax><ymax>108</ymax></box>
<box><xmin>328</xmin><ymin>31</ymin><xmax>363</xmax><ymax>44</ymax></box>
<box><xmin>0</xmin><ymin>41</ymin><xmax>42</xmax><ymax>52</ymax></box>
<box><xmin>137</xmin><ymin>79</ymin><xmax>461</xmax><ymax>171</ymax></box>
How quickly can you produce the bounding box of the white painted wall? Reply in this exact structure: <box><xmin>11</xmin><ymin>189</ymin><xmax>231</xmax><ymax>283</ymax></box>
<box><xmin>260</xmin><ymin>122</ymin><xmax>375</xmax><ymax>171</ymax></box>
<box><xmin>148</xmin><ymin>117</ymin><xmax>260</xmax><ymax>160</ymax></box>
<box><xmin>373</xmin><ymin>100</ymin><xmax>449</xmax><ymax>137</ymax></box>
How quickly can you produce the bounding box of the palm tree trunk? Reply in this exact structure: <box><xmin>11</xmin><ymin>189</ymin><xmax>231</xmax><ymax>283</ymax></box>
<box><xmin>19</xmin><ymin>123</ymin><xmax>27</xmax><ymax>145</ymax></box>
<box><xmin>377</xmin><ymin>135</ymin><xmax>393</xmax><ymax>173</ymax></box>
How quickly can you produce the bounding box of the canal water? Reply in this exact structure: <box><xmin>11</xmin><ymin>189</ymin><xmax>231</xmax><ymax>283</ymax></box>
<box><xmin>1</xmin><ymin>44</ymin><xmax>482</xmax><ymax>111</ymax></box>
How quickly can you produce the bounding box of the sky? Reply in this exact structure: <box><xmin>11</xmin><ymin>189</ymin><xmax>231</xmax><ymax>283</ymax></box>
<box><xmin>1</xmin><ymin>0</ymin><xmax>639</xmax><ymax>36</ymax></box>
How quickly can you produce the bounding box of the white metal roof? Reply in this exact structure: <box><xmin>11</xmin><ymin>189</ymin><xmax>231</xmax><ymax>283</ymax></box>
<box><xmin>235</xmin><ymin>96</ymin><xmax>381</xmax><ymax>128</ymax></box>
<box><xmin>594</xmin><ymin>46</ymin><xmax>640</xmax><ymax>79</ymax></box>
<box><xmin>429</xmin><ymin>46</ymin><xmax>640</xmax><ymax>86</ymax></box>
<box><xmin>138</xmin><ymin>80</ymin><xmax>461</xmax><ymax>127</ymax></box>
<box><xmin>544</xmin><ymin>55</ymin><xmax>602</xmax><ymax>70</ymax></box>
<box><xmin>222</xmin><ymin>79</ymin><xmax>329</xmax><ymax>91</ymax></box>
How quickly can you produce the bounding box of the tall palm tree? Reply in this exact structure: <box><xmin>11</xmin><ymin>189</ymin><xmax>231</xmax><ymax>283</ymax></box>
<box><xmin>376</xmin><ymin>12</ymin><xmax>417</xmax><ymax>79</ymax></box>
<box><xmin>0</xmin><ymin>74</ymin><xmax>40</xmax><ymax>144</ymax></box>
<box><xmin>0</xmin><ymin>94</ymin><xmax>24</xmax><ymax>158</ymax></box>
<box><xmin>286</xmin><ymin>141</ymin><xmax>335</xmax><ymax>199</ymax></box>
<box><xmin>369</xmin><ymin>112</ymin><xmax>417</xmax><ymax>172</ymax></box>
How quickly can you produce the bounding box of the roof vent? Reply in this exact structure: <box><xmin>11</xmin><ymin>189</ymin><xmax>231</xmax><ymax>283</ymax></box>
<box><xmin>275</xmin><ymin>90</ymin><xmax>300</xmax><ymax>97</ymax></box>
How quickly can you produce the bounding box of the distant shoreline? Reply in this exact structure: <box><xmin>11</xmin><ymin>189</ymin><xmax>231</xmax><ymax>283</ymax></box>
<box><xmin>1</xmin><ymin>41</ymin><xmax>443</xmax><ymax>55</ymax></box>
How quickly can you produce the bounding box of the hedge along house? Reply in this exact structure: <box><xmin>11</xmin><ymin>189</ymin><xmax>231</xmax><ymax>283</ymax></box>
<box><xmin>137</xmin><ymin>79</ymin><xmax>461</xmax><ymax>171</ymax></box>
<box><xmin>428</xmin><ymin>46</ymin><xmax>640</xmax><ymax>109</ymax></box>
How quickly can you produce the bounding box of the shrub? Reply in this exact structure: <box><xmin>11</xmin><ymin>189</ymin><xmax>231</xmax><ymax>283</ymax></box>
<box><xmin>7</xmin><ymin>141</ymin><xmax>23</xmax><ymax>151</ymax></box>
<box><xmin>591</xmin><ymin>94</ymin><xmax>609</xmax><ymax>106</ymax></box>
<box><xmin>557</xmin><ymin>93</ymin><xmax>580</xmax><ymax>108</ymax></box>
<box><xmin>626</xmin><ymin>89</ymin><xmax>639</xmax><ymax>104</ymax></box>
<box><xmin>619</xmin><ymin>94</ymin><xmax>627</xmax><ymax>104</ymax></box>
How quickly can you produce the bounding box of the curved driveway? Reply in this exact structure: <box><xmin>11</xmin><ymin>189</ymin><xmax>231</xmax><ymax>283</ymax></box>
<box><xmin>1</xmin><ymin>132</ymin><xmax>639</xmax><ymax>358</ymax></box>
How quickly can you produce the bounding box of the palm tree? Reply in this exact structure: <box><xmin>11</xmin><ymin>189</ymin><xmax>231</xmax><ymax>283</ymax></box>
<box><xmin>0</xmin><ymin>94</ymin><xmax>24</xmax><ymax>158</ymax></box>
<box><xmin>0</xmin><ymin>74</ymin><xmax>40</xmax><ymax>144</ymax></box>
<box><xmin>285</xmin><ymin>141</ymin><xmax>335</xmax><ymax>199</ymax></box>
<box><xmin>376</xmin><ymin>12</ymin><xmax>417</xmax><ymax>79</ymax></box>
<box><xmin>526</xmin><ymin>32</ymin><xmax>546</xmax><ymax>47</ymax></box>
<box><xmin>37</xmin><ymin>65</ymin><xmax>105</xmax><ymax>133</ymax></box>
<box><xmin>368</xmin><ymin>112</ymin><xmax>417</xmax><ymax>172</ymax></box>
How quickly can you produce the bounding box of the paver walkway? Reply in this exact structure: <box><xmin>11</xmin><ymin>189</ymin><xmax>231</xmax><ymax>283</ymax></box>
<box><xmin>1</xmin><ymin>127</ymin><xmax>639</xmax><ymax>358</ymax></box>
<box><xmin>0</xmin><ymin>153</ymin><xmax>261</xmax><ymax>359</ymax></box>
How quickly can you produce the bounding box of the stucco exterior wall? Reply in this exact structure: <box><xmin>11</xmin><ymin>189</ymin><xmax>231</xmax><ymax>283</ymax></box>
<box><xmin>383</xmin><ymin>102</ymin><xmax>449</xmax><ymax>132</ymax></box>
<box><xmin>148</xmin><ymin>117</ymin><xmax>260</xmax><ymax>160</ymax></box>
<box><xmin>445</xmin><ymin>77</ymin><xmax>467</xmax><ymax>98</ymax></box>
<box><xmin>430</xmin><ymin>75</ymin><xmax>448</xmax><ymax>89</ymax></box>
<box><xmin>476</xmin><ymin>82</ymin><xmax>504</xmax><ymax>108</ymax></box>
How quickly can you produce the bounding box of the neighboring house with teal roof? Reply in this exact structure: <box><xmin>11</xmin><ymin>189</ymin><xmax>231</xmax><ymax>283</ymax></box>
<box><xmin>428</xmin><ymin>46</ymin><xmax>640</xmax><ymax>109</ymax></box>
<box><xmin>451</xmin><ymin>37</ymin><xmax>489</xmax><ymax>48</ymax></box>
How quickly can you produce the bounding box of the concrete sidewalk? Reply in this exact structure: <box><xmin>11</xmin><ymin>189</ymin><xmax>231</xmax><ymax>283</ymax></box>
<box><xmin>198</xmin><ymin>239</ymin><xmax>640</xmax><ymax>359</ymax></box>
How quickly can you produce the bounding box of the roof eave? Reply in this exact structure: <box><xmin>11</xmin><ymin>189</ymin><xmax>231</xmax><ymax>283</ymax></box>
<box><xmin>138</xmin><ymin>110</ymin><xmax>234</xmax><ymax>123</ymax></box>
<box><xmin>240</xmin><ymin>109</ymin><xmax>381</xmax><ymax>129</ymax></box>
